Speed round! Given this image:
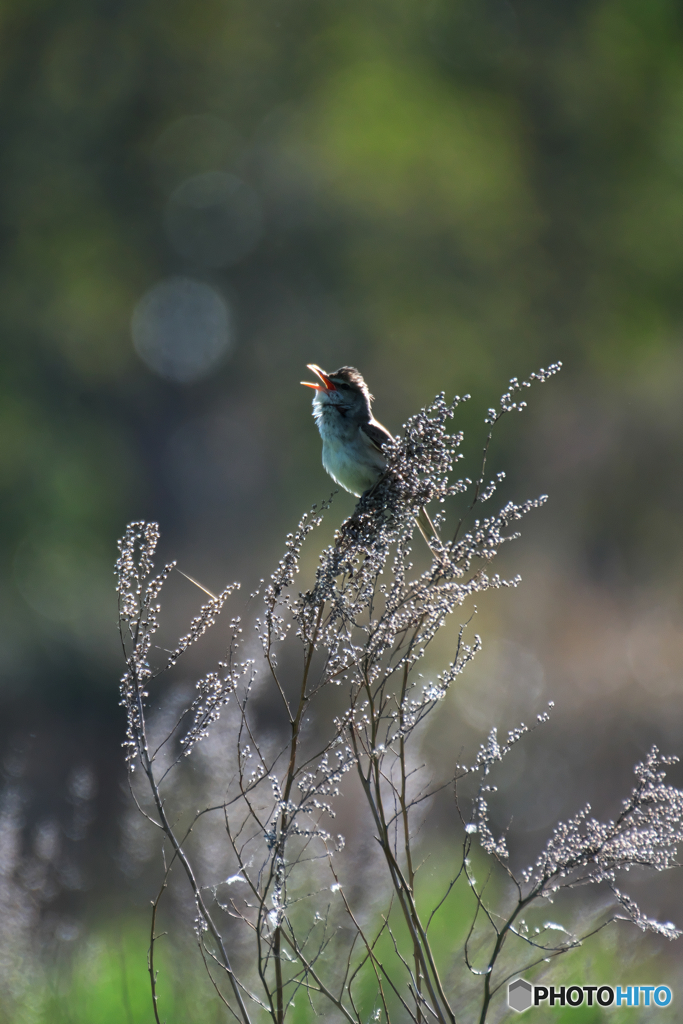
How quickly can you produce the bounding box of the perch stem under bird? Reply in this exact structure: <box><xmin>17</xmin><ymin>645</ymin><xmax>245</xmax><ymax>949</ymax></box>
<box><xmin>301</xmin><ymin>363</ymin><xmax>439</xmax><ymax>546</ymax></box>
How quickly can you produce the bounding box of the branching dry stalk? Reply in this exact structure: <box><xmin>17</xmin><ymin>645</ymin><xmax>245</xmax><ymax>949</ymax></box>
<box><xmin>116</xmin><ymin>363</ymin><xmax>683</xmax><ymax>1023</ymax></box>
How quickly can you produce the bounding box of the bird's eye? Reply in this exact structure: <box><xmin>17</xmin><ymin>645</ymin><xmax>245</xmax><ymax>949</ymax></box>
<box><xmin>338</xmin><ymin>382</ymin><xmax>349</xmax><ymax>390</ymax></box>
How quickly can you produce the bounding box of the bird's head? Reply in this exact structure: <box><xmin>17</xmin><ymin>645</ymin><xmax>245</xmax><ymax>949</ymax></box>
<box><xmin>301</xmin><ymin>364</ymin><xmax>373</xmax><ymax>419</ymax></box>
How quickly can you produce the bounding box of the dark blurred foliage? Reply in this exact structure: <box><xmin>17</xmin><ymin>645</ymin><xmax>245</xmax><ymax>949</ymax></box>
<box><xmin>2</xmin><ymin>0</ymin><xmax>683</xmax><ymax>959</ymax></box>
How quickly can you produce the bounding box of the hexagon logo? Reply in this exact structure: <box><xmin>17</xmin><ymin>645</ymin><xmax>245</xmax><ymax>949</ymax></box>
<box><xmin>508</xmin><ymin>978</ymin><xmax>533</xmax><ymax>1012</ymax></box>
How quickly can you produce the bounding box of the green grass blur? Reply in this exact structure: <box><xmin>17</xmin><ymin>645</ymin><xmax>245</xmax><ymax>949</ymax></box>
<box><xmin>29</xmin><ymin>862</ymin><xmax>677</xmax><ymax>1024</ymax></box>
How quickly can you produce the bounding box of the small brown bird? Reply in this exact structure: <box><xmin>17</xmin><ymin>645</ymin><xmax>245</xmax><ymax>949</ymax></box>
<box><xmin>301</xmin><ymin>364</ymin><xmax>438</xmax><ymax>544</ymax></box>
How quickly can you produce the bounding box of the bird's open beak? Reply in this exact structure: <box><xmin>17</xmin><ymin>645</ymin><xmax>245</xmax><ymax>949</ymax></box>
<box><xmin>301</xmin><ymin>364</ymin><xmax>336</xmax><ymax>391</ymax></box>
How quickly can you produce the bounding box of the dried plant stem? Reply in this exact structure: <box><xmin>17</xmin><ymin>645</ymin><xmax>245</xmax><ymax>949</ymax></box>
<box><xmin>349</xmin><ymin>719</ymin><xmax>455</xmax><ymax>1024</ymax></box>
<box><xmin>148</xmin><ymin>860</ymin><xmax>170</xmax><ymax>1024</ymax></box>
<box><xmin>133</xmin><ymin>684</ymin><xmax>252</xmax><ymax>1024</ymax></box>
<box><xmin>477</xmin><ymin>891</ymin><xmax>536</xmax><ymax>1024</ymax></box>
<box><xmin>268</xmin><ymin>600</ymin><xmax>325</xmax><ymax>1021</ymax></box>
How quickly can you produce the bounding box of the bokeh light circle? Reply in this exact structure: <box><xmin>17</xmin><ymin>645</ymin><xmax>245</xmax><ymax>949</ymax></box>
<box><xmin>131</xmin><ymin>276</ymin><xmax>232</xmax><ymax>383</ymax></box>
<box><xmin>164</xmin><ymin>171</ymin><xmax>264</xmax><ymax>268</ymax></box>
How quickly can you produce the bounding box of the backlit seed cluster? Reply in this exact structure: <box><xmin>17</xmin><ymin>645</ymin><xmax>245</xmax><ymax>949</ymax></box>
<box><xmin>523</xmin><ymin>746</ymin><xmax>683</xmax><ymax>937</ymax></box>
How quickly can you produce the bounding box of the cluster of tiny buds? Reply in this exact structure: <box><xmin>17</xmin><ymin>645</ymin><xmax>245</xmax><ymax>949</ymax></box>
<box><xmin>485</xmin><ymin>362</ymin><xmax>562</xmax><ymax>424</ymax></box>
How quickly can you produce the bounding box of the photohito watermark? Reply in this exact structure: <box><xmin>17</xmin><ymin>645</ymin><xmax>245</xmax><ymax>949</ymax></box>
<box><xmin>508</xmin><ymin>978</ymin><xmax>673</xmax><ymax>1013</ymax></box>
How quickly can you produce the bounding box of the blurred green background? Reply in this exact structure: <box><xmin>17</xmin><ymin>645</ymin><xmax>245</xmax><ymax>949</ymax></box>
<box><xmin>3</xmin><ymin>0</ymin><xmax>683</xmax><ymax>1019</ymax></box>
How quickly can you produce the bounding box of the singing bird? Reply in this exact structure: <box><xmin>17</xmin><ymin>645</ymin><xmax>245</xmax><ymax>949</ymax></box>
<box><xmin>301</xmin><ymin>364</ymin><xmax>438</xmax><ymax>544</ymax></box>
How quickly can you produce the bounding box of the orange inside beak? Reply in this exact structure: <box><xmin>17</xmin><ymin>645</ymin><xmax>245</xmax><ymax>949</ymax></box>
<box><xmin>301</xmin><ymin>364</ymin><xmax>336</xmax><ymax>391</ymax></box>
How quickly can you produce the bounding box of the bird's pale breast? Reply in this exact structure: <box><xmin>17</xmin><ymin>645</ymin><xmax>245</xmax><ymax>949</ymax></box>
<box><xmin>315</xmin><ymin>406</ymin><xmax>386</xmax><ymax>496</ymax></box>
<box><xmin>322</xmin><ymin>434</ymin><xmax>385</xmax><ymax>496</ymax></box>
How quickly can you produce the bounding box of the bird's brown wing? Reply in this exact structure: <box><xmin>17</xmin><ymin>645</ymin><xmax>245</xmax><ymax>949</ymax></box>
<box><xmin>360</xmin><ymin>420</ymin><xmax>393</xmax><ymax>452</ymax></box>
